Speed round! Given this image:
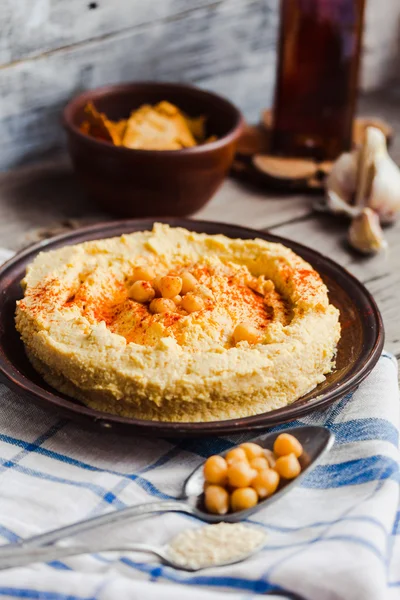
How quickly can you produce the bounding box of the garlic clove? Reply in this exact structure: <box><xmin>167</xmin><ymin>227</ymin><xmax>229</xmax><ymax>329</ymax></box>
<box><xmin>323</xmin><ymin>151</ymin><xmax>359</xmax><ymax>217</ymax></box>
<box><xmin>369</xmin><ymin>151</ymin><xmax>400</xmax><ymax>224</ymax></box>
<box><xmin>316</xmin><ymin>190</ymin><xmax>360</xmax><ymax>218</ymax></box>
<box><xmin>348</xmin><ymin>207</ymin><xmax>388</xmax><ymax>254</ymax></box>
<box><xmin>354</xmin><ymin>127</ymin><xmax>378</xmax><ymax>209</ymax></box>
<box><xmin>356</xmin><ymin>127</ymin><xmax>400</xmax><ymax>224</ymax></box>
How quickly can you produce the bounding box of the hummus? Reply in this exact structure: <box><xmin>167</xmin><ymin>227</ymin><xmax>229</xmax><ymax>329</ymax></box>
<box><xmin>15</xmin><ymin>223</ymin><xmax>340</xmax><ymax>422</ymax></box>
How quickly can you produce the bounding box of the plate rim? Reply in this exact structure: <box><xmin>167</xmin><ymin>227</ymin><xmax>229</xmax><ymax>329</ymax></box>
<box><xmin>0</xmin><ymin>217</ymin><xmax>385</xmax><ymax>436</ymax></box>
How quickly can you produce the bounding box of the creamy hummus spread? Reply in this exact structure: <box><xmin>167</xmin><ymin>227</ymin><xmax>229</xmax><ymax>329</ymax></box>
<box><xmin>15</xmin><ymin>223</ymin><xmax>340</xmax><ymax>422</ymax></box>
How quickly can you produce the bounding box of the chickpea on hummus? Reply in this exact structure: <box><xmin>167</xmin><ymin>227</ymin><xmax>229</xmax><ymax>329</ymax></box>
<box><xmin>15</xmin><ymin>224</ymin><xmax>340</xmax><ymax>422</ymax></box>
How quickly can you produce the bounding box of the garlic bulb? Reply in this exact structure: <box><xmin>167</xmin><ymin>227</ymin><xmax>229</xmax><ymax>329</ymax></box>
<box><xmin>348</xmin><ymin>208</ymin><xmax>388</xmax><ymax>254</ymax></box>
<box><xmin>323</xmin><ymin>126</ymin><xmax>400</xmax><ymax>224</ymax></box>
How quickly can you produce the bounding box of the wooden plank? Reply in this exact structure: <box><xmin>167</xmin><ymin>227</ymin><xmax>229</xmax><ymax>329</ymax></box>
<box><xmin>362</xmin><ymin>0</ymin><xmax>400</xmax><ymax>91</ymax></box>
<box><xmin>1</xmin><ymin>0</ymin><xmax>399</xmax><ymax>172</ymax></box>
<box><xmin>0</xmin><ymin>0</ymin><xmax>226</xmax><ymax>65</ymax></box>
<box><xmin>0</xmin><ymin>158</ymin><xmax>105</xmax><ymax>251</ymax></box>
<box><xmin>0</xmin><ymin>155</ymin><xmax>309</xmax><ymax>250</ymax></box>
<box><xmin>1</xmin><ymin>0</ymin><xmax>397</xmax><ymax>86</ymax></box>
<box><xmin>197</xmin><ymin>179</ymin><xmax>312</xmax><ymax>230</ymax></box>
<box><xmin>0</xmin><ymin>92</ymin><xmax>398</xmax><ymax>248</ymax></box>
<box><xmin>0</xmin><ymin>0</ymin><xmax>278</xmax><ymax>171</ymax></box>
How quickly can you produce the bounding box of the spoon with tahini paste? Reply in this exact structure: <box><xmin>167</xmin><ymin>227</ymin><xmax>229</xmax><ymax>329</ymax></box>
<box><xmin>0</xmin><ymin>522</ymin><xmax>267</xmax><ymax>571</ymax></box>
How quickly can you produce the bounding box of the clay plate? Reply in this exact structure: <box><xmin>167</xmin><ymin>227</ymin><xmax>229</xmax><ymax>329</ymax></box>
<box><xmin>0</xmin><ymin>219</ymin><xmax>384</xmax><ymax>437</ymax></box>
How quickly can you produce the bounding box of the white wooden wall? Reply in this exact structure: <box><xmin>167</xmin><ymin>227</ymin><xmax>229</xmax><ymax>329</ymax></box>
<box><xmin>0</xmin><ymin>0</ymin><xmax>398</xmax><ymax>172</ymax></box>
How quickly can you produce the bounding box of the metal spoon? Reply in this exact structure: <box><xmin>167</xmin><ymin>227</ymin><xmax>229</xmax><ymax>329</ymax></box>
<box><xmin>0</xmin><ymin>426</ymin><xmax>333</xmax><ymax>560</ymax></box>
<box><xmin>0</xmin><ymin>528</ymin><xmax>267</xmax><ymax>571</ymax></box>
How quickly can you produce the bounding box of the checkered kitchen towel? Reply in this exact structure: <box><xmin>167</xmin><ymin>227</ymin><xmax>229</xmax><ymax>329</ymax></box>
<box><xmin>0</xmin><ymin>249</ymin><xmax>399</xmax><ymax>600</ymax></box>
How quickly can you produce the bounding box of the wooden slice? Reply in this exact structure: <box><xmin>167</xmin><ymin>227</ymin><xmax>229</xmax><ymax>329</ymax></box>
<box><xmin>252</xmin><ymin>155</ymin><xmax>319</xmax><ymax>181</ymax></box>
<box><xmin>236</xmin><ymin>124</ymin><xmax>270</xmax><ymax>156</ymax></box>
<box><xmin>231</xmin><ymin>159</ymin><xmax>248</xmax><ymax>174</ymax></box>
<box><xmin>307</xmin><ymin>175</ymin><xmax>324</xmax><ymax>190</ymax></box>
<box><xmin>316</xmin><ymin>161</ymin><xmax>334</xmax><ymax>176</ymax></box>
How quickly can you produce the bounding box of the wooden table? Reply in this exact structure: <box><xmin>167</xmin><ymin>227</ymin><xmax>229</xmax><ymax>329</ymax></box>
<box><xmin>0</xmin><ymin>91</ymin><xmax>399</xmax><ymax>367</ymax></box>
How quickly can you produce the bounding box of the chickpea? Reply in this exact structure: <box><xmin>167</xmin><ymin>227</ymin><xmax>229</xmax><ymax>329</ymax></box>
<box><xmin>252</xmin><ymin>469</ymin><xmax>280</xmax><ymax>499</ymax></box>
<box><xmin>132</xmin><ymin>266</ymin><xmax>155</xmax><ymax>282</ymax></box>
<box><xmin>262</xmin><ymin>448</ymin><xmax>276</xmax><ymax>469</ymax></box>
<box><xmin>240</xmin><ymin>442</ymin><xmax>264</xmax><ymax>460</ymax></box>
<box><xmin>181</xmin><ymin>293</ymin><xmax>205</xmax><ymax>313</ymax></box>
<box><xmin>128</xmin><ymin>280</ymin><xmax>155</xmax><ymax>303</ymax></box>
<box><xmin>250</xmin><ymin>457</ymin><xmax>270</xmax><ymax>472</ymax></box>
<box><xmin>152</xmin><ymin>275</ymin><xmax>163</xmax><ymax>296</ymax></box>
<box><xmin>274</xmin><ymin>453</ymin><xmax>301</xmax><ymax>479</ymax></box>
<box><xmin>227</xmin><ymin>461</ymin><xmax>257</xmax><ymax>488</ymax></box>
<box><xmin>264</xmin><ymin>279</ymin><xmax>275</xmax><ymax>293</ymax></box>
<box><xmin>149</xmin><ymin>298</ymin><xmax>176</xmax><ymax>314</ymax></box>
<box><xmin>204</xmin><ymin>485</ymin><xmax>229</xmax><ymax>515</ymax></box>
<box><xmin>181</xmin><ymin>271</ymin><xmax>198</xmax><ymax>295</ymax></box>
<box><xmin>225</xmin><ymin>447</ymin><xmax>248</xmax><ymax>465</ymax></box>
<box><xmin>233</xmin><ymin>323</ymin><xmax>261</xmax><ymax>345</ymax></box>
<box><xmin>203</xmin><ymin>455</ymin><xmax>228</xmax><ymax>485</ymax></box>
<box><xmin>172</xmin><ymin>295</ymin><xmax>182</xmax><ymax>306</ymax></box>
<box><xmin>273</xmin><ymin>433</ymin><xmax>303</xmax><ymax>458</ymax></box>
<box><xmin>231</xmin><ymin>487</ymin><xmax>258</xmax><ymax>512</ymax></box>
<box><xmin>160</xmin><ymin>275</ymin><xmax>182</xmax><ymax>299</ymax></box>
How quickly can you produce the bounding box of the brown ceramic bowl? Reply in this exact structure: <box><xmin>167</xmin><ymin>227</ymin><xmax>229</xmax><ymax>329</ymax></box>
<box><xmin>63</xmin><ymin>82</ymin><xmax>243</xmax><ymax>217</ymax></box>
<box><xmin>0</xmin><ymin>218</ymin><xmax>384</xmax><ymax>438</ymax></box>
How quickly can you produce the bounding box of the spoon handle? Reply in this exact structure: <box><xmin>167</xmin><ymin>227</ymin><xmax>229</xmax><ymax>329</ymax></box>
<box><xmin>0</xmin><ymin>500</ymin><xmax>194</xmax><ymax>553</ymax></box>
<box><xmin>0</xmin><ymin>541</ymin><xmax>164</xmax><ymax>571</ymax></box>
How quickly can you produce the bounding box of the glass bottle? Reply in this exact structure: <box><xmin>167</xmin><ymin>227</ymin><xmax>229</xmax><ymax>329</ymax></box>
<box><xmin>272</xmin><ymin>0</ymin><xmax>366</xmax><ymax>161</ymax></box>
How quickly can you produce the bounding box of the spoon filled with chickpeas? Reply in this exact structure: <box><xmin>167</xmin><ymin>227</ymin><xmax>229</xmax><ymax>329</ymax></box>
<box><xmin>203</xmin><ymin>434</ymin><xmax>305</xmax><ymax>515</ymax></box>
<box><xmin>195</xmin><ymin>426</ymin><xmax>332</xmax><ymax>519</ymax></box>
<box><xmin>0</xmin><ymin>426</ymin><xmax>333</xmax><ymax>556</ymax></box>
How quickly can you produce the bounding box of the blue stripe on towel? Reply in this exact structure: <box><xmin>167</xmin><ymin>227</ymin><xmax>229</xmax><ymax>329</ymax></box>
<box><xmin>119</xmin><ymin>557</ymin><xmax>286</xmax><ymax>593</ymax></box>
<box><xmin>329</xmin><ymin>419</ymin><xmax>399</xmax><ymax>447</ymax></box>
<box><xmin>0</xmin><ymin>525</ymin><xmax>71</xmax><ymax>572</ymax></box>
<box><xmin>0</xmin><ymin>589</ymin><xmax>93</xmax><ymax>600</ymax></box>
<box><xmin>168</xmin><ymin>417</ymin><xmax>398</xmax><ymax>459</ymax></box>
<box><xmin>0</xmin><ymin>433</ymin><xmax>175</xmax><ymax>500</ymax></box>
<box><xmin>0</xmin><ymin>526</ymin><xmax>20</xmax><ymax>545</ymax></box>
<box><xmin>303</xmin><ymin>455</ymin><xmax>399</xmax><ymax>488</ymax></box>
<box><xmin>249</xmin><ymin>514</ymin><xmax>388</xmax><ymax>536</ymax></box>
<box><xmin>392</xmin><ymin>511</ymin><xmax>400</xmax><ymax>535</ymax></box>
<box><xmin>0</xmin><ymin>421</ymin><xmax>66</xmax><ymax>478</ymax></box>
<box><xmin>0</xmin><ymin>458</ymin><xmax>126</xmax><ymax>509</ymax></box>
<box><xmin>262</xmin><ymin>533</ymin><xmax>385</xmax><ymax>561</ymax></box>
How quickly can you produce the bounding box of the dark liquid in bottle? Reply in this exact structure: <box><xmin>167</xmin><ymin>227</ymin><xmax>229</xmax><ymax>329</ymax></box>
<box><xmin>272</xmin><ymin>0</ymin><xmax>365</xmax><ymax>161</ymax></box>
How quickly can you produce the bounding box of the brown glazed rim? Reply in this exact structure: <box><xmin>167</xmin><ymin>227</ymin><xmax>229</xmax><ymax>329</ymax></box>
<box><xmin>63</xmin><ymin>81</ymin><xmax>244</xmax><ymax>156</ymax></box>
<box><xmin>0</xmin><ymin>218</ymin><xmax>384</xmax><ymax>437</ymax></box>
